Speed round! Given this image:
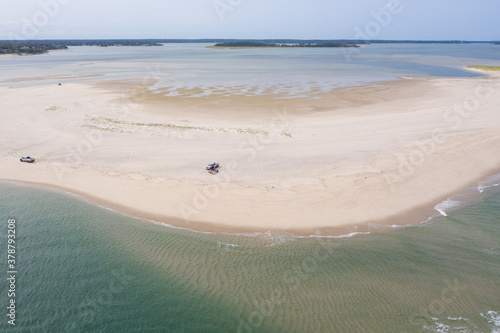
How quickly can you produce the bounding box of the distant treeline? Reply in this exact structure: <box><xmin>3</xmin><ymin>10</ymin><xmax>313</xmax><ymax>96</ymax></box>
<box><xmin>0</xmin><ymin>40</ymin><xmax>161</xmax><ymax>55</ymax></box>
<box><xmin>3</xmin><ymin>39</ymin><xmax>499</xmax><ymax>45</ymax></box>
<box><xmin>0</xmin><ymin>42</ymin><xmax>67</xmax><ymax>55</ymax></box>
<box><xmin>1</xmin><ymin>39</ymin><xmax>498</xmax><ymax>55</ymax></box>
<box><xmin>1</xmin><ymin>39</ymin><xmax>163</xmax><ymax>47</ymax></box>
<box><xmin>213</xmin><ymin>41</ymin><xmax>359</xmax><ymax>48</ymax></box>
<box><xmin>209</xmin><ymin>39</ymin><xmax>499</xmax><ymax>45</ymax></box>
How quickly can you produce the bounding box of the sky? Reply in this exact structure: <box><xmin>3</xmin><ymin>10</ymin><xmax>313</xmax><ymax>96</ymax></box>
<box><xmin>1</xmin><ymin>0</ymin><xmax>499</xmax><ymax>41</ymax></box>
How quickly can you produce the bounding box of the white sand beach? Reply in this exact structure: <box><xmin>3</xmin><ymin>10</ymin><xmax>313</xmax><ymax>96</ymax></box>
<box><xmin>1</xmin><ymin>68</ymin><xmax>499</xmax><ymax>235</ymax></box>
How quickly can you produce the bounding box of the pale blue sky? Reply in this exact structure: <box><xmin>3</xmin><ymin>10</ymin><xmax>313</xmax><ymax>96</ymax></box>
<box><xmin>1</xmin><ymin>0</ymin><xmax>499</xmax><ymax>40</ymax></box>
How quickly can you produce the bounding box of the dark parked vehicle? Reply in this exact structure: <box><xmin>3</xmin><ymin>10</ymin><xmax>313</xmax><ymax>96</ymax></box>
<box><xmin>20</xmin><ymin>156</ymin><xmax>35</xmax><ymax>163</ymax></box>
<box><xmin>206</xmin><ymin>162</ymin><xmax>220</xmax><ymax>170</ymax></box>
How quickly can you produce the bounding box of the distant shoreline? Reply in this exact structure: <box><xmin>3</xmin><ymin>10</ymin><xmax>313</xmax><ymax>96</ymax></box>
<box><xmin>206</xmin><ymin>46</ymin><xmax>358</xmax><ymax>50</ymax></box>
<box><xmin>466</xmin><ymin>65</ymin><xmax>500</xmax><ymax>71</ymax></box>
<box><xmin>0</xmin><ymin>40</ymin><xmax>161</xmax><ymax>56</ymax></box>
<box><xmin>2</xmin><ymin>39</ymin><xmax>498</xmax><ymax>43</ymax></box>
<box><xmin>1</xmin><ymin>39</ymin><xmax>498</xmax><ymax>56</ymax></box>
<box><xmin>209</xmin><ymin>41</ymin><xmax>360</xmax><ymax>49</ymax></box>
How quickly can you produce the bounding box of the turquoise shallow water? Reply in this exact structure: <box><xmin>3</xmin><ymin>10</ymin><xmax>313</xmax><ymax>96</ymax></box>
<box><xmin>0</xmin><ymin>181</ymin><xmax>498</xmax><ymax>332</ymax></box>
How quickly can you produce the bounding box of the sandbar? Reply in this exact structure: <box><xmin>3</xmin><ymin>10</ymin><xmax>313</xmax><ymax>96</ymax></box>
<box><xmin>1</xmin><ymin>68</ymin><xmax>499</xmax><ymax>236</ymax></box>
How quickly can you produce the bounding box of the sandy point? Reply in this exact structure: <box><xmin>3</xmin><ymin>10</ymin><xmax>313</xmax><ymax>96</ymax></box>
<box><xmin>1</xmin><ymin>69</ymin><xmax>500</xmax><ymax>236</ymax></box>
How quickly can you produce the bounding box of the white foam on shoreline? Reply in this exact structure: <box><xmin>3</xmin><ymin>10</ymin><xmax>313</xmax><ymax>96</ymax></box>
<box><xmin>217</xmin><ymin>242</ymin><xmax>239</xmax><ymax>252</ymax></box>
<box><xmin>481</xmin><ymin>311</ymin><xmax>500</xmax><ymax>332</ymax></box>
<box><xmin>420</xmin><ymin>313</ymin><xmax>500</xmax><ymax>333</ymax></box>
<box><xmin>424</xmin><ymin>317</ymin><xmax>475</xmax><ymax>333</ymax></box>
<box><xmin>304</xmin><ymin>231</ymin><xmax>372</xmax><ymax>239</ymax></box>
<box><xmin>434</xmin><ymin>198</ymin><xmax>462</xmax><ymax>217</ymax></box>
<box><xmin>477</xmin><ymin>173</ymin><xmax>500</xmax><ymax>193</ymax></box>
<box><xmin>3</xmin><ymin>168</ymin><xmax>499</xmax><ymax>242</ymax></box>
<box><xmin>432</xmin><ymin>172</ymin><xmax>500</xmax><ymax>218</ymax></box>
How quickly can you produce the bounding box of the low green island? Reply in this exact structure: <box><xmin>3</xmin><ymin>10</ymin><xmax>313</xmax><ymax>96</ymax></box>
<box><xmin>466</xmin><ymin>65</ymin><xmax>500</xmax><ymax>71</ymax></box>
<box><xmin>208</xmin><ymin>41</ymin><xmax>360</xmax><ymax>49</ymax></box>
<box><xmin>0</xmin><ymin>42</ymin><xmax>68</xmax><ymax>55</ymax></box>
<box><xmin>0</xmin><ymin>40</ymin><xmax>162</xmax><ymax>55</ymax></box>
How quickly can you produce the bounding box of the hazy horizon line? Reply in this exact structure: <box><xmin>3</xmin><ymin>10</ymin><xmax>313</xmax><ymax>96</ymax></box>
<box><xmin>2</xmin><ymin>38</ymin><xmax>499</xmax><ymax>43</ymax></box>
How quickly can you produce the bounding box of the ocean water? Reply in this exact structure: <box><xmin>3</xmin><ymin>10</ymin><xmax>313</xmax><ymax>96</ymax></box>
<box><xmin>0</xmin><ymin>180</ymin><xmax>499</xmax><ymax>333</ymax></box>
